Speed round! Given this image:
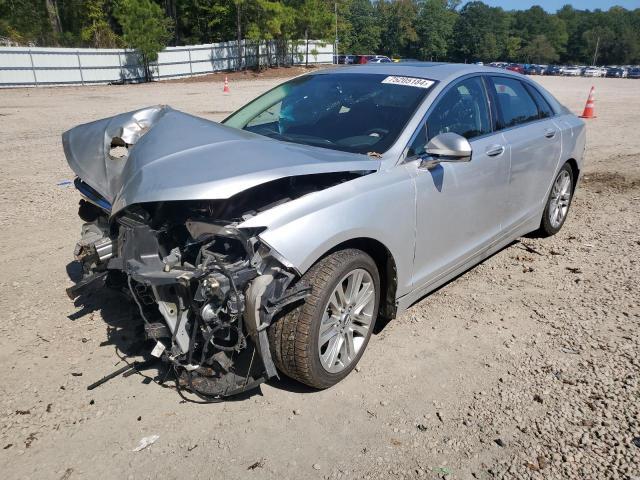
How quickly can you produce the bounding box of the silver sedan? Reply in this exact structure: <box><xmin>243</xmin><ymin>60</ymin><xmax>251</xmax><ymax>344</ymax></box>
<box><xmin>64</xmin><ymin>63</ymin><xmax>585</xmax><ymax>398</ymax></box>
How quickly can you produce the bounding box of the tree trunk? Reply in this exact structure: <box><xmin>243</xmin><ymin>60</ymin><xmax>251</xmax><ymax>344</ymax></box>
<box><xmin>142</xmin><ymin>54</ymin><xmax>150</xmax><ymax>83</ymax></box>
<box><xmin>236</xmin><ymin>2</ymin><xmax>242</xmax><ymax>71</ymax></box>
<box><xmin>266</xmin><ymin>40</ymin><xmax>272</xmax><ymax>68</ymax></box>
<box><xmin>45</xmin><ymin>0</ymin><xmax>62</xmax><ymax>37</ymax></box>
<box><xmin>305</xmin><ymin>28</ymin><xmax>309</xmax><ymax>67</ymax></box>
<box><xmin>164</xmin><ymin>0</ymin><xmax>178</xmax><ymax>45</ymax></box>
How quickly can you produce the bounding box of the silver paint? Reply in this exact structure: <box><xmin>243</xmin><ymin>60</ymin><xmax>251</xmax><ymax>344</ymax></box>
<box><xmin>63</xmin><ymin>63</ymin><xmax>586</xmax><ymax>316</ymax></box>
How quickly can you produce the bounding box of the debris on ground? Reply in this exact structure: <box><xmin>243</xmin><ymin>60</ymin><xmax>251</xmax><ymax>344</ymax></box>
<box><xmin>59</xmin><ymin>468</ymin><xmax>73</xmax><ymax>480</ymax></box>
<box><xmin>247</xmin><ymin>459</ymin><xmax>265</xmax><ymax>470</ymax></box>
<box><xmin>132</xmin><ymin>435</ymin><xmax>159</xmax><ymax>452</ymax></box>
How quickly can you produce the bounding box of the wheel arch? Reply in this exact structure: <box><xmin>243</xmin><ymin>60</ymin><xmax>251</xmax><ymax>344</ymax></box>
<box><xmin>311</xmin><ymin>237</ymin><xmax>399</xmax><ymax>321</ymax></box>
<box><xmin>565</xmin><ymin>158</ymin><xmax>580</xmax><ymax>189</ymax></box>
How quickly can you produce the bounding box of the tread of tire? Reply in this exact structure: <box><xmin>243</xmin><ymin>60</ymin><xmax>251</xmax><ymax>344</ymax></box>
<box><xmin>538</xmin><ymin>162</ymin><xmax>574</xmax><ymax>237</ymax></box>
<box><xmin>268</xmin><ymin>249</ymin><xmax>363</xmax><ymax>388</ymax></box>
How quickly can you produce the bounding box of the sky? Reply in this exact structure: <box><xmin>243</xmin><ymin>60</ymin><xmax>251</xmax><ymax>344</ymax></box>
<box><xmin>477</xmin><ymin>0</ymin><xmax>640</xmax><ymax>12</ymax></box>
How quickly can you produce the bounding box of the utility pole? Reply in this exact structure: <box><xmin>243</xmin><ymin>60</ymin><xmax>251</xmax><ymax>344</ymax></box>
<box><xmin>592</xmin><ymin>36</ymin><xmax>600</xmax><ymax>66</ymax></box>
<box><xmin>334</xmin><ymin>2</ymin><xmax>339</xmax><ymax>63</ymax></box>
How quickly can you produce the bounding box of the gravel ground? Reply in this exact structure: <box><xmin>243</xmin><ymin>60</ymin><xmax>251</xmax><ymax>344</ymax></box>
<box><xmin>0</xmin><ymin>74</ymin><xmax>638</xmax><ymax>480</ymax></box>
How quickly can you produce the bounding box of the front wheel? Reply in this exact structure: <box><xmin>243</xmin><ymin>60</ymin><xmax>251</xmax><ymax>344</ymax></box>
<box><xmin>538</xmin><ymin>163</ymin><xmax>575</xmax><ymax>237</ymax></box>
<box><xmin>268</xmin><ymin>249</ymin><xmax>380</xmax><ymax>389</ymax></box>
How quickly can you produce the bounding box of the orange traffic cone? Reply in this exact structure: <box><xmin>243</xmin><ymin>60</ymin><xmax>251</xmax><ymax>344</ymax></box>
<box><xmin>580</xmin><ymin>86</ymin><xmax>596</xmax><ymax>119</ymax></box>
<box><xmin>223</xmin><ymin>76</ymin><xmax>230</xmax><ymax>94</ymax></box>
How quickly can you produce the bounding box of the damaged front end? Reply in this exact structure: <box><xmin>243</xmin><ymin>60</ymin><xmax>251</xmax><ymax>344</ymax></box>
<box><xmin>63</xmin><ymin>105</ymin><xmax>378</xmax><ymax>398</ymax></box>
<box><xmin>69</xmin><ymin>197</ymin><xmax>308</xmax><ymax>398</ymax></box>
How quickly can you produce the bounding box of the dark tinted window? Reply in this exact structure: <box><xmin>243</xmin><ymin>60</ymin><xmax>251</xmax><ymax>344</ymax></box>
<box><xmin>525</xmin><ymin>84</ymin><xmax>554</xmax><ymax>118</ymax></box>
<box><xmin>491</xmin><ymin>77</ymin><xmax>539</xmax><ymax>128</ymax></box>
<box><xmin>408</xmin><ymin>77</ymin><xmax>490</xmax><ymax>157</ymax></box>
<box><xmin>224</xmin><ymin>73</ymin><xmax>433</xmax><ymax>155</ymax></box>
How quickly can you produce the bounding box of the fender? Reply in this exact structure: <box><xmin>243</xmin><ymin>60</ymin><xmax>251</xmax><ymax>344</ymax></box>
<box><xmin>239</xmin><ymin>165</ymin><xmax>417</xmax><ymax>298</ymax></box>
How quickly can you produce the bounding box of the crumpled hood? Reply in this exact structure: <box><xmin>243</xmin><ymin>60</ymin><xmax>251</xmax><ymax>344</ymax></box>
<box><xmin>62</xmin><ymin>105</ymin><xmax>380</xmax><ymax>215</ymax></box>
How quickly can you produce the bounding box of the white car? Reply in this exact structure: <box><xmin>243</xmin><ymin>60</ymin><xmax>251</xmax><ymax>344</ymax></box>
<box><xmin>563</xmin><ymin>66</ymin><xmax>582</xmax><ymax>76</ymax></box>
<box><xmin>368</xmin><ymin>56</ymin><xmax>392</xmax><ymax>63</ymax></box>
<box><xmin>583</xmin><ymin>66</ymin><xmax>604</xmax><ymax>77</ymax></box>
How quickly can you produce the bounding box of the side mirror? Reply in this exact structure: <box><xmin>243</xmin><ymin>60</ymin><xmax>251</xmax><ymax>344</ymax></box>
<box><xmin>419</xmin><ymin>132</ymin><xmax>472</xmax><ymax>170</ymax></box>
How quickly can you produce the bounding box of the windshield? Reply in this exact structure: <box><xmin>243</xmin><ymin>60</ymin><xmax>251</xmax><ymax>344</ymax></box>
<box><xmin>223</xmin><ymin>73</ymin><xmax>434</xmax><ymax>154</ymax></box>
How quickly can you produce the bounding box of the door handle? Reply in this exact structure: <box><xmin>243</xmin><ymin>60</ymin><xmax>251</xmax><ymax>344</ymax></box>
<box><xmin>485</xmin><ymin>145</ymin><xmax>505</xmax><ymax>157</ymax></box>
<box><xmin>544</xmin><ymin>129</ymin><xmax>557</xmax><ymax>139</ymax></box>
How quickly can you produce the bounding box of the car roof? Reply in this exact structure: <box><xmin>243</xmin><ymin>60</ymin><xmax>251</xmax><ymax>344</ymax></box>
<box><xmin>312</xmin><ymin>62</ymin><xmax>524</xmax><ymax>83</ymax></box>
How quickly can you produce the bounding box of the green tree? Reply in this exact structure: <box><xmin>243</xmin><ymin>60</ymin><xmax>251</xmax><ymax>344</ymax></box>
<box><xmin>2</xmin><ymin>0</ymin><xmax>640</xmax><ymax>69</ymax></box>
<box><xmin>513</xmin><ymin>6</ymin><xmax>567</xmax><ymax>59</ymax></box>
<box><xmin>296</xmin><ymin>0</ymin><xmax>333</xmax><ymax>65</ymax></box>
<box><xmin>452</xmin><ymin>1</ymin><xmax>510</xmax><ymax>62</ymax></box>
<box><xmin>0</xmin><ymin>0</ymin><xmax>54</xmax><ymax>45</ymax></box>
<box><xmin>245</xmin><ymin>0</ymin><xmax>295</xmax><ymax>67</ymax></box>
<box><xmin>115</xmin><ymin>0</ymin><xmax>173</xmax><ymax>81</ymax></box>
<box><xmin>414</xmin><ymin>0</ymin><xmax>458</xmax><ymax>60</ymax></box>
<box><xmin>176</xmin><ymin>0</ymin><xmax>234</xmax><ymax>44</ymax></box>
<box><xmin>520</xmin><ymin>34</ymin><xmax>558</xmax><ymax>63</ymax></box>
<box><xmin>504</xmin><ymin>35</ymin><xmax>522</xmax><ymax>61</ymax></box>
<box><xmin>581</xmin><ymin>26</ymin><xmax>615</xmax><ymax>65</ymax></box>
<box><xmin>340</xmin><ymin>0</ymin><xmax>380</xmax><ymax>54</ymax></box>
<box><xmin>80</xmin><ymin>0</ymin><xmax>120</xmax><ymax>47</ymax></box>
<box><xmin>377</xmin><ymin>0</ymin><xmax>418</xmax><ymax>58</ymax></box>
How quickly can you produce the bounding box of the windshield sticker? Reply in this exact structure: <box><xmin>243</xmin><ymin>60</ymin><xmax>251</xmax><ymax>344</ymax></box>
<box><xmin>382</xmin><ymin>76</ymin><xmax>435</xmax><ymax>89</ymax></box>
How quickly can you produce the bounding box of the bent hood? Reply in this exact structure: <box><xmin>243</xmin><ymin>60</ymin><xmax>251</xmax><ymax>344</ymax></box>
<box><xmin>62</xmin><ymin>105</ymin><xmax>380</xmax><ymax>215</ymax></box>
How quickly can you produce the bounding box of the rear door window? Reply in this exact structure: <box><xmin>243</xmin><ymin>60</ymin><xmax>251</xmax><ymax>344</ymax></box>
<box><xmin>524</xmin><ymin>84</ymin><xmax>554</xmax><ymax>119</ymax></box>
<box><xmin>490</xmin><ymin>77</ymin><xmax>539</xmax><ymax>129</ymax></box>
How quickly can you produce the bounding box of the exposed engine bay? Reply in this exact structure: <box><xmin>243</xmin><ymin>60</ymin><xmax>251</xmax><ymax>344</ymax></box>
<box><xmin>69</xmin><ymin>190</ymin><xmax>304</xmax><ymax>398</ymax></box>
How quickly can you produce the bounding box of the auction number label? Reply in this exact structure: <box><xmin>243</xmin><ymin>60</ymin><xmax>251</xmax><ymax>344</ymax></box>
<box><xmin>382</xmin><ymin>76</ymin><xmax>435</xmax><ymax>89</ymax></box>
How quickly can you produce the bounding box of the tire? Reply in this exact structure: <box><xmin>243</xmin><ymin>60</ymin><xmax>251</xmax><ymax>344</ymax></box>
<box><xmin>538</xmin><ymin>162</ymin><xmax>575</xmax><ymax>237</ymax></box>
<box><xmin>268</xmin><ymin>249</ymin><xmax>380</xmax><ymax>389</ymax></box>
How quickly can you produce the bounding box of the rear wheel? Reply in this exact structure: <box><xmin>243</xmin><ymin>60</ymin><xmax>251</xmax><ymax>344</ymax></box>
<box><xmin>538</xmin><ymin>163</ymin><xmax>574</xmax><ymax>237</ymax></box>
<box><xmin>268</xmin><ymin>249</ymin><xmax>380</xmax><ymax>389</ymax></box>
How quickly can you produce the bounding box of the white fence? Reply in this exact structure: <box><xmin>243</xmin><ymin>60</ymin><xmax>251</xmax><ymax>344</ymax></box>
<box><xmin>0</xmin><ymin>40</ymin><xmax>334</xmax><ymax>87</ymax></box>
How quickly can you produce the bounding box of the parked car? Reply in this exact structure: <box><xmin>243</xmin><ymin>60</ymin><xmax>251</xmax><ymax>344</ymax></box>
<box><xmin>583</xmin><ymin>66</ymin><xmax>604</xmax><ymax>77</ymax></box>
<box><xmin>606</xmin><ymin>67</ymin><xmax>627</xmax><ymax>78</ymax></box>
<box><xmin>525</xmin><ymin>64</ymin><xmax>547</xmax><ymax>75</ymax></box>
<box><xmin>628</xmin><ymin>67</ymin><xmax>640</xmax><ymax>79</ymax></box>
<box><xmin>63</xmin><ymin>64</ymin><xmax>585</xmax><ymax>398</ymax></box>
<box><xmin>335</xmin><ymin>54</ymin><xmax>356</xmax><ymax>65</ymax></box>
<box><xmin>562</xmin><ymin>66</ymin><xmax>582</xmax><ymax>76</ymax></box>
<box><xmin>368</xmin><ymin>56</ymin><xmax>393</xmax><ymax>63</ymax></box>
<box><xmin>545</xmin><ymin>65</ymin><xmax>563</xmax><ymax>75</ymax></box>
<box><xmin>505</xmin><ymin>63</ymin><xmax>524</xmax><ymax>74</ymax></box>
<box><xmin>354</xmin><ymin>55</ymin><xmax>370</xmax><ymax>64</ymax></box>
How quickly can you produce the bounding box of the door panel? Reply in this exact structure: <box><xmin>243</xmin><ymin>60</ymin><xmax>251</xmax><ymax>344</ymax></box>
<box><xmin>501</xmin><ymin>120</ymin><xmax>561</xmax><ymax>227</ymax></box>
<box><xmin>407</xmin><ymin>75</ymin><xmax>509</xmax><ymax>290</ymax></box>
<box><xmin>410</xmin><ymin>134</ymin><xmax>509</xmax><ymax>288</ymax></box>
<box><xmin>487</xmin><ymin>76</ymin><xmax>562</xmax><ymax>228</ymax></box>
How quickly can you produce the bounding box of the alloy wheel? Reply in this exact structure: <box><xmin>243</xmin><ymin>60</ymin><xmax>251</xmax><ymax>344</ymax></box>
<box><xmin>549</xmin><ymin>170</ymin><xmax>572</xmax><ymax>229</ymax></box>
<box><xmin>317</xmin><ymin>268</ymin><xmax>375</xmax><ymax>373</ymax></box>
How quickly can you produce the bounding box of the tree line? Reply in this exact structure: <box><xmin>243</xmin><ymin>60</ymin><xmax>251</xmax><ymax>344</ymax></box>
<box><xmin>2</xmin><ymin>0</ymin><xmax>640</xmax><ymax>67</ymax></box>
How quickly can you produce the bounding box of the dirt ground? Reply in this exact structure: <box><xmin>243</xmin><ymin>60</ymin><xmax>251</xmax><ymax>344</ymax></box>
<box><xmin>0</xmin><ymin>73</ymin><xmax>638</xmax><ymax>480</ymax></box>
